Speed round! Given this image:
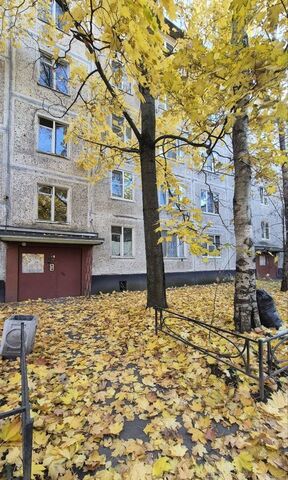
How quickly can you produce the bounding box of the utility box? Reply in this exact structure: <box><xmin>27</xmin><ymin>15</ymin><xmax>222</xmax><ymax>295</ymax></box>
<box><xmin>0</xmin><ymin>315</ymin><xmax>38</xmax><ymax>358</ymax></box>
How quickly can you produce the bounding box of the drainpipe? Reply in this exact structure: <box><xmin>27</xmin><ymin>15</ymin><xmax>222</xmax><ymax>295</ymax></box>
<box><xmin>4</xmin><ymin>39</ymin><xmax>13</xmax><ymax>228</ymax></box>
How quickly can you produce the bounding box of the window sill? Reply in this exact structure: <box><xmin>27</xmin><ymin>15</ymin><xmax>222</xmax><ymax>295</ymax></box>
<box><xmin>111</xmin><ymin>256</ymin><xmax>135</xmax><ymax>259</ymax></box>
<box><xmin>164</xmin><ymin>257</ymin><xmax>186</xmax><ymax>260</ymax></box>
<box><xmin>37</xmin><ymin>82</ymin><xmax>70</xmax><ymax>97</ymax></box>
<box><xmin>201</xmin><ymin>212</ymin><xmax>220</xmax><ymax>216</ymax></box>
<box><xmin>36</xmin><ymin>150</ymin><xmax>70</xmax><ymax>160</ymax></box>
<box><xmin>35</xmin><ymin>220</ymin><xmax>70</xmax><ymax>225</ymax></box>
<box><xmin>111</xmin><ymin>196</ymin><xmax>135</xmax><ymax>203</ymax></box>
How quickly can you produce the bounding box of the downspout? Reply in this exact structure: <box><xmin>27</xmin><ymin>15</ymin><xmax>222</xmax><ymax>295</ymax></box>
<box><xmin>4</xmin><ymin>39</ymin><xmax>13</xmax><ymax>228</ymax></box>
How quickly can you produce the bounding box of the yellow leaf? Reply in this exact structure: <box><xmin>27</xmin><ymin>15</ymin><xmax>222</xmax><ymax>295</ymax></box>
<box><xmin>109</xmin><ymin>421</ymin><xmax>124</xmax><ymax>435</ymax></box>
<box><xmin>169</xmin><ymin>444</ymin><xmax>187</xmax><ymax>457</ymax></box>
<box><xmin>6</xmin><ymin>447</ymin><xmax>21</xmax><ymax>465</ymax></box>
<box><xmin>31</xmin><ymin>463</ymin><xmax>46</xmax><ymax>479</ymax></box>
<box><xmin>267</xmin><ymin>464</ymin><xmax>287</xmax><ymax>478</ymax></box>
<box><xmin>190</xmin><ymin>401</ymin><xmax>202</xmax><ymax>412</ymax></box>
<box><xmin>233</xmin><ymin>451</ymin><xmax>253</xmax><ymax>472</ymax></box>
<box><xmin>0</xmin><ymin>418</ymin><xmax>21</xmax><ymax>442</ymax></box>
<box><xmin>152</xmin><ymin>457</ymin><xmax>172</xmax><ymax>477</ymax></box>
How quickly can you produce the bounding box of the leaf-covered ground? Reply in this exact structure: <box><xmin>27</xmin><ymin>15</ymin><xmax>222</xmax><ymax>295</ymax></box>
<box><xmin>0</xmin><ymin>281</ymin><xmax>287</xmax><ymax>480</ymax></box>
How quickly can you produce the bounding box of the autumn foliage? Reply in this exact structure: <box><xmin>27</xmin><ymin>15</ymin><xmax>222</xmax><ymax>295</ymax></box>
<box><xmin>0</xmin><ymin>282</ymin><xmax>287</xmax><ymax>479</ymax></box>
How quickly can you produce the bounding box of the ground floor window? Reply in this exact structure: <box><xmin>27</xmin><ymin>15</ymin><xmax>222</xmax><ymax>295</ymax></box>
<box><xmin>111</xmin><ymin>226</ymin><xmax>133</xmax><ymax>257</ymax></box>
<box><xmin>161</xmin><ymin>231</ymin><xmax>185</xmax><ymax>258</ymax></box>
<box><xmin>38</xmin><ymin>185</ymin><xmax>68</xmax><ymax>223</ymax></box>
<box><xmin>203</xmin><ymin>235</ymin><xmax>221</xmax><ymax>257</ymax></box>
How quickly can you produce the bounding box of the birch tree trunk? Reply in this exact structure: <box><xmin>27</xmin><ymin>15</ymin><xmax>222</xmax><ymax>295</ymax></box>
<box><xmin>233</xmin><ymin>114</ymin><xmax>261</xmax><ymax>332</ymax></box>
<box><xmin>279</xmin><ymin>127</ymin><xmax>288</xmax><ymax>292</ymax></box>
<box><xmin>139</xmin><ymin>86</ymin><xmax>167</xmax><ymax>308</ymax></box>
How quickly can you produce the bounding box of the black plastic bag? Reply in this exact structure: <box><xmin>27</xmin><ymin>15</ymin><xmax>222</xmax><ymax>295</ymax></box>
<box><xmin>256</xmin><ymin>289</ymin><xmax>282</xmax><ymax>330</ymax></box>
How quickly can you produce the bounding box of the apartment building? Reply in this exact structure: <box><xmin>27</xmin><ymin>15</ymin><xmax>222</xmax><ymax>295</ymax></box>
<box><xmin>0</xmin><ymin>7</ymin><xmax>283</xmax><ymax>302</ymax></box>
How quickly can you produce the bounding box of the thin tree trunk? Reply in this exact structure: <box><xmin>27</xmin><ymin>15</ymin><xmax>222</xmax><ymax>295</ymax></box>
<box><xmin>279</xmin><ymin>127</ymin><xmax>288</xmax><ymax>291</ymax></box>
<box><xmin>233</xmin><ymin>114</ymin><xmax>261</xmax><ymax>332</ymax></box>
<box><xmin>139</xmin><ymin>86</ymin><xmax>167</xmax><ymax>308</ymax></box>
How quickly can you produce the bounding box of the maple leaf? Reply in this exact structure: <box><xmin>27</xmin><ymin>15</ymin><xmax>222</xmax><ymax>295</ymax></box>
<box><xmin>5</xmin><ymin>447</ymin><xmax>21</xmax><ymax>465</ymax></box>
<box><xmin>0</xmin><ymin>418</ymin><xmax>21</xmax><ymax>442</ymax></box>
<box><xmin>109</xmin><ymin>421</ymin><xmax>124</xmax><ymax>435</ymax></box>
<box><xmin>169</xmin><ymin>444</ymin><xmax>188</xmax><ymax>457</ymax></box>
<box><xmin>31</xmin><ymin>463</ymin><xmax>46</xmax><ymax>479</ymax></box>
<box><xmin>152</xmin><ymin>457</ymin><xmax>172</xmax><ymax>477</ymax></box>
<box><xmin>233</xmin><ymin>451</ymin><xmax>253</xmax><ymax>472</ymax></box>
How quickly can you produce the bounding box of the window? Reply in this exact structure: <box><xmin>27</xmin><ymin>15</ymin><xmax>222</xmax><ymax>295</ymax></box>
<box><xmin>38</xmin><ymin>0</ymin><xmax>66</xmax><ymax>29</ymax></box>
<box><xmin>162</xmin><ymin>231</ymin><xmax>185</xmax><ymax>258</ymax></box>
<box><xmin>112</xmin><ymin>114</ymin><xmax>132</xmax><ymax>142</ymax></box>
<box><xmin>158</xmin><ymin>184</ymin><xmax>186</xmax><ymax>207</ymax></box>
<box><xmin>261</xmin><ymin>221</ymin><xmax>270</xmax><ymax>239</ymax></box>
<box><xmin>204</xmin><ymin>153</ymin><xmax>215</xmax><ymax>172</ymax></box>
<box><xmin>111</xmin><ymin>226</ymin><xmax>133</xmax><ymax>257</ymax></box>
<box><xmin>259</xmin><ymin>254</ymin><xmax>267</xmax><ymax>266</ymax></box>
<box><xmin>159</xmin><ymin>187</ymin><xmax>168</xmax><ymax>206</ymax></box>
<box><xmin>259</xmin><ymin>187</ymin><xmax>268</xmax><ymax>205</ymax></box>
<box><xmin>165</xmin><ymin>42</ymin><xmax>174</xmax><ymax>54</ymax></box>
<box><xmin>111</xmin><ymin>61</ymin><xmax>132</xmax><ymax>94</ymax></box>
<box><xmin>39</xmin><ymin>53</ymin><xmax>69</xmax><ymax>94</ymax></box>
<box><xmin>201</xmin><ymin>190</ymin><xmax>219</xmax><ymax>214</ymax></box>
<box><xmin>38</xmin><ymin>117</ymin><xmax>67</xmax><ymax>157</ymax></box>
<box><xmin>164</xmin><ymin>139</ymin><xmax>185</xmax><ymax>161</ymax></box>
<box><xmin>203</xmin><ymin>235</ymin><xmax>221</xmax><ymax>257</ymax></box>
<box><xmin>157</xmin><ymin>96</ymin><xmax>168</xmax><ymax>112</ymax></box>
<box><xmin>111</xmin><ymin>170</ymin><xmax>133</xmax><ymax>200</ymax></box>
<box><xmin>38</xmin><ymin>185</ymin><xmax>68</xmax><ymax>223</ymax></box>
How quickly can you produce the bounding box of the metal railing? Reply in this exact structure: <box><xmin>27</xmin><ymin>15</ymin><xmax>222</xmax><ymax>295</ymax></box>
<box><xmin>0</xmin><ymin>323</ymin><xmax>33</xmax><ymax>480</ymax></box>
<box><xmin>154</xmin><ymin>307</ymin><xmax>288</xmax><ymax>401</ymax></box>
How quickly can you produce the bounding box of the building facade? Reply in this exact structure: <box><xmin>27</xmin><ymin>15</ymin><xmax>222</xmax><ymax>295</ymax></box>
<box><xmin>0</xmin><ymin>13</ymin><xmax>284</xmax><ymax>302</ymax></box>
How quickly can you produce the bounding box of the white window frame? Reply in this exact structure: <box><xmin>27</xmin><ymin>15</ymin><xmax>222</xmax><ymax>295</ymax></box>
<box><xmin>111</xmin><ymin>170</ymin><xmax>134</xmax><ymax>202</ymax></box>
<box><xmin>38</xmin><ymin>52</ymin><xmax>69</xmax><ymax>94</ymax></box>
<box><xmin>201</xmin><ymin>190</ymin><xmax>219</xmax><ymax>215</ymax></box>
<box><xmin>37</xmin><ymin>116</ymin><xmax>69</xmax><ymax>158</ymax></box>
<box><xmin>259</xmin><ymin>254</ymin><xmax>267</xmax><ymax>266</ymax></box>
<box><xmin>261</xmin><ymin>221</ymin><xmax>270</xmax><ymax>239</ymax></box>
<box><xmin>111</xmin><ymin>114</ymin><xmax>132</xmax><ymax>143</ymax></box>
<box><xmin>259</xmin><ymin>187</ymin><xmax>268</xmax><ymax>205</ymax></box>
<box><xmin>36</xmin><ymin>184</ymin><xmax>70</xmax><ymax>224</ymax></box>
<box><xmin>162</xmin><ymin>231</ymin><xmax>185</xmax><ymax>259</ymax></box>
<box><xmin>38</xmin><ymin>0</ymin><xmax>65</xmax><ymax>29</ymax></box>
<box><xmin>111</xmin><ymin>226</ymin><xmax>134</xmax><ymax>258</ymax></box>
<box><xmin>203</xmin><ymin>235</ymin><xmax>221</xmax><ymax>258</ymax></box>
<box><xmin>204</xmin><ymin>153</ymin><xmax>215</xmax><ymax>172</ymax></box>
<box><xmin>111</xmin><ymin>60</ymin><xmax>132</xmax><ymax>94</ymax></box>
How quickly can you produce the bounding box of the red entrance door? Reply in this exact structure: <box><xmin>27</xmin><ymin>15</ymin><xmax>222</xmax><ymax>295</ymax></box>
<box><xmin>18</xmin><ymin>245</ymin><xmax>82</xmax><ymax>301</ymax></box>
<box><xmin>256</xmin><ymin>253</ymin><xmax>278</xmax><ymax>279</ymax></box>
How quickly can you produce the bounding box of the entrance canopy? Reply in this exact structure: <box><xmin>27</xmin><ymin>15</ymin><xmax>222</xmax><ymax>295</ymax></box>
<box><xmin>0</xmin><ymin>225</ymin><xmax>104</xmax><ymax>245</ymax></box>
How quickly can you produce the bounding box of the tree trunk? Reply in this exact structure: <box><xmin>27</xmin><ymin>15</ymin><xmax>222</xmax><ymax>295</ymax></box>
<box><xmin>139</xmin><ymin>86</ymin><xmax>167</xmax><ymax>308</ymax></box>
<box><xmin>233</xmin><ymin>114</ymin><xmax>261</xmax><ymax>332</ymax></box>
<box><xmin>279</xmin><ymin>128</ymin><xmax>288</xmax><ymax>291</ymax></box>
